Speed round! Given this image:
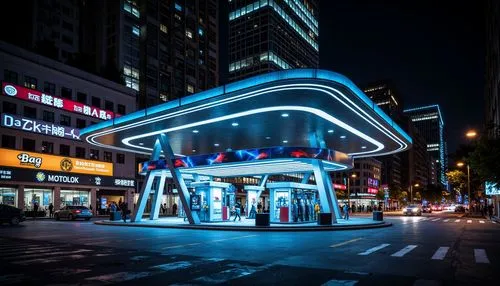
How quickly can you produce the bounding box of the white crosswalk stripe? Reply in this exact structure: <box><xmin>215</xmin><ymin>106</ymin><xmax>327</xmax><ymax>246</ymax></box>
<box><xmin>474</xmin><ymin>249</ymin><xmax>490</xmax><ymax>264</ymax></box>
<box><xmin>455</xmin><ymin>219</ymin><xmax>461</xmax><ymax>223</ymax></box>
<box><xmin>479</xmin><ymin>220</ymin><xmax>485</xmax><ymax>224</ymax></box>
<box><xmin>391</xmin><ymin>245</ymin><xmax>418</xmax><ymax>257</ymax></box>
<box><xmin>431</xmin><ymin>247</ymin><xmax>449</xmax><ymax>260</ymax></box>
<box><xmin>467</xmin><ymin>220</ymin><xmax>472</xmax><ymax>224</ymax></box>
<box><xmin>358</xmin><ymin>244</ymin><xmax>390</xmax><ymax>256</ymax></box>
<box><xmin>431</xmin><ymin>218</ymin><xmax>441</xmax><ymax>222</ymax></box>
<box><xmin>443</xmin><ymin>219</ymin><xmax>449</xmax><ymax>222</ymax></box>
<box><xmin>493</xmin><ymin>221</ymin><xmax>497</xmax><ymax>224</ymax></box>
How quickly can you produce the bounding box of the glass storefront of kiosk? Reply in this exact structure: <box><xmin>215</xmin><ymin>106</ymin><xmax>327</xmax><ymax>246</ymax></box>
<box><xmin>267</xmin><ymin>182</ymin><xmax>320</xmax><ymax>223</ymax></box>
<box><xmin>188</xmin><ymin>181</ymin><xmax>234</xmax><ymax>222</ymax></box>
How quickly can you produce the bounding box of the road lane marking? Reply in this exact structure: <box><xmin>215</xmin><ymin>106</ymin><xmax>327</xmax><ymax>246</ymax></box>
<box><xmin>162</xmin><ymin>242</ymin><xmax>201</xmax><ymax>250</ymax></box>
<box><xmin>7</xmin><ymin>249</ymin><xmax>92</xmax><ymax>261</ymax></box>
<box><xmin>330</xmin><ymin>238</ymin><xmax>363</xmax><ymax>248</ymax></box>
<box><xmin>358</xmin><ymin>244</ymin><xmax>390</xmax><ymax>255</ymax></box>
<box><xmin>493</xmin><ymin>221</ymin><xmax>497</xmax><ymax>224</ymax></box>
<box><xmin>431</xmin><ymin>247</ymin><xmax>449</xmax><ymax>260</ymax></box>
<box><xmin>467</xmin><ymin>220</ymin><xmax>472</xmax><ymax>224</ymax></box>
<box><xmin>322</xmin><ymin>280</ymin><xmax>358</xmax><ymax>286</ymax></box>
<box><xmin>431</xmin><ymin>218</ymin><xmax>441</xmax><ymax>222</ymax></box>
<box><xmin>210</xmin><ymin>234</ymin><xmax>257</xmax><ymax>242</ymax></box>
<box><xmin>391</xmin><ymin>245</ymin><xmax>418</xmax><ymax>257</ymax></box>
<box><xmin>455</xmin><ymin>219</ymin><xmax>461</xmax><ymax>223</ymax></box>
<box><xmin>474</xmin><ymin>249</ymin><xmax>490</xmax><ymax>264</ymax></box>
<box><xmin>443</xmin><ymin>219</ymin><xmax>449</xmax><ymax>222</ymax></box>
<box><xmin>479</xmin><ymin>220</ymin><xmax>485</xmax><ymax>224</ymax></box>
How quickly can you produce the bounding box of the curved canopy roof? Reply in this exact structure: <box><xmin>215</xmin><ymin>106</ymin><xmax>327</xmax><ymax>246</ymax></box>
<box><xmin>81</xmin><ymin>69</ymin><xmax>412</xmax><ymax>158</ymax></box>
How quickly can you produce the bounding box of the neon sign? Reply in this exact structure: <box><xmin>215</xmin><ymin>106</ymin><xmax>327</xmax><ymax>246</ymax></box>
<box><xmin>1</xmin><ymin>113</ymin><xmax>80</xmax><ymax>140</ymax></box>
<box><xmin>367</xmin><ymin>187</ymin><xmax>378</xmax><ymax>194</ymax></box>
<box><xmin>333</xmin><ymin>184</ymin><xmax>347</xmax><ymax>190</ymax></box>
<box><xmin>2</xmin><ymin>83</ymin><xmax>115</xmax><ymax>120</ymax></box>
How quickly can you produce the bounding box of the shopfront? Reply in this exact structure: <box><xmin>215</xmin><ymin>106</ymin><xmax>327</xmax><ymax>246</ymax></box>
<box><xmin>0</xmin><ymin>187</ymin><xmax>17</xmax><ymax>206</ymax></box>
<box><xmin>24</xmin><ymin>188</ymin><xmax>53</xmax><ymax>211</ymax></box>
<box><xmin>268</xmin><ymin>182</ymin><xmax>320</xmax><ymax>223</ymax></box>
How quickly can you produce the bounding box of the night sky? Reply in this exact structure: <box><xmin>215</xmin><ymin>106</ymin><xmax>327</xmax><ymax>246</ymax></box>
<box><xmin>319</xmin><ymin>1</ymin><xmax>485</xmax><ymax>154</ymax></box>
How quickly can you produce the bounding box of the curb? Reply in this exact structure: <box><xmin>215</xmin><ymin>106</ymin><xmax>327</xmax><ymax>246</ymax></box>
<box><xmin>94</xmin><ymin>220</ymin><xmax>392</xmax><ymax>232</ymax></box>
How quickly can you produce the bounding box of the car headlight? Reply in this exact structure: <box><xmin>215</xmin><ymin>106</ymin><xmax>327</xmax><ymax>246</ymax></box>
<box><xmin>412</xmin><ymin>208</ymin><xmax>418</xmax><ymax>212</ymax></box>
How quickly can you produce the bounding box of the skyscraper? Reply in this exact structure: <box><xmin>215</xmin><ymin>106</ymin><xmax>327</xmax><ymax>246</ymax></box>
<box><xmin>404</xmin><ymin>105</ymin><xmax>447</xmax><ymax>186</ymax></box>
<box><xmin>228</xmin><ymin>0</ymin><xmax>319</xmax><ymax>81</ymax></box>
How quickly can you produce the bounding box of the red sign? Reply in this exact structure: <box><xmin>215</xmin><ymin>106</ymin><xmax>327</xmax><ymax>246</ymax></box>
<box><xmin>333</xmin><ymin>183</ymin><xmax>347</xmax><ymax>190</ymax></box>
<box><xmin>2</xmin><ymin>83</ymin><xmax>115</xmax><ymax>120</ymax></box>
<box><xmin>368</xmin><ymin>187</ymin><xmax>378</xmax><ymax>194</ymax></box>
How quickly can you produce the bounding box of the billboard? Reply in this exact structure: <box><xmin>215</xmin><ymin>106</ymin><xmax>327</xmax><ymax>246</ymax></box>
<box><xmin>0</xmin><ymin>148</ymin><xmax>113</xmax><ymax>176</ymax></box>
<box><xmin>1</xmin><ymin>113</ymin><xmax>80</xmax><ymax>140</ymax></box>
<box><xmin>2</xmin><ymin>83</ymin><xmax>116</xmax><ymax>120</ymax></box>
<box><xmin>485</xmin><ymin>182</ymin><xmax>500</xmax><ymax>196</ymax></box>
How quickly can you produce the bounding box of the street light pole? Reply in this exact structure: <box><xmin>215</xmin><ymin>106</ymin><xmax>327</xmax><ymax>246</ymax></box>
<box><xmin>467</xmin><ymin>164</ymin><xmax>471</xmax><ymax>213</ymax></box>
<box><xmin>347</xmin><ymin>175</ymin><xmax>350</xmax><ymax>208</ymax></box>
<box><xmin>410</xmin><ymin>184</ymin><xmax>413</xmax><ymax>204</ymax></box>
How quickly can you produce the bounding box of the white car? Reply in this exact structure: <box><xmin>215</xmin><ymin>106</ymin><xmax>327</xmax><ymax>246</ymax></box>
<box><xmin>403</xmin><ymin>205</ymin><xmax>422</xmax><ymax>216</ymax></box>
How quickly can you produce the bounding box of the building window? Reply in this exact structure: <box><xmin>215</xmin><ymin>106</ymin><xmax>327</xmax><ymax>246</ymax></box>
<box><xmin>23</xmin><ymin>106</ymin><xmax>37</xmax><ymax>119</ymax></box>
<box><xmin>91</xmin><ymin>96</ymin><xmax>101</xmax><ymax>107</ymax></box>
<box><xmin>116</xmin><ymin>153</ymin><xmax>125</xmax><ymax>164</ymax></box>
<box><xmin>104</xmin><ymin>151</ymin><xmax>112</xmax><ymax>162</ymax></box>
<box><xmin>59</xmin><ymin>144</ymin><xmax>70</xmax><ymax>156</ymax></box>
<box><xmin>41</xmin><ymin>141</ymin><xmax>54</xmax><ymax>154</ymax></box>
<box><xmin>90</xmin><ymin>149</ymin><xmax>99</xmax><ymax>160</ymax></box>
<box><xmin>75</xmin><ymin>147</ymin><xmax>86</xmax><ymax>158</ymax></box>
<box><xmin>132</xmin><ymin>25</ymin><xmax>140</xmax><ymax>36</ymax></box>
<box><xmin>43</xmin><ymin>111</ymin><xmax>55</xmax><ymax>123</ymax></box>
<box><xmin>76</xmin><ymin>118</ymin><xmax>86</xmax><ymax>128</ymax></box>
<box><xmin>60</xmin><ymin>114</ymin><xmax>71</xmax><ymax>126</ymax></box>
<box><xmin>117</xmin><ymin>104</ymin><xmax>126</xmax><ymax>115</ymax></box>
<box><xmin>185</xmin><ymin>30</ymin><xmax>193</xmax><ymax>39</ymax></box>
<box><xmin>24</xmin><ymin>76</ymin><xmax>37</xmax><ymax>89</ymax></box>
<box><xmin>160</xmin><ymin>24</ymin><xmax>168</xmax><ymax>33</ymax></box>
<box><xmin>76</xmin><ymin>92</ymin><xmax>87</xmax><ymax>104</ymax></box>
<box><xmin>186</xmin><ymin>84</ymin><xmax>194</xmax><ymax>93</ymax></box>
<box><xmin>1</xmin><ymin>135</ymin><xmax>16</xmax><ymax>149</ymax></box>
<box><xmin>61</xmin><ymin>87</ymin><xmax>72</xmax><ymax>99</ymax></box>
<box><xmin>2</xmin><ymin>101</ymin><xmax>16</xmax><ymax>114</ymax></box>
<box><xmin>23</xmin><ymin>138</ymin><xmax>36</xmax><ymax>152</ymax></box>
<box><xmin>4</xmin><ymin>69</ymin><xmax>18</xmax><ymax>84</ymax></box>
<box><xmin>44</xmin><ymin>82</ymin><xmax>56</xmax><ymax>95</ymax></box>
<box><xmin>105</xmin><ymin>100</ymin><xmax>114</xmax><ymax>112</ymax></box>
<box><xmin>198</xmin><ymin>27</ymin><xmax>204</xmax><ymax>36</ymax></box>
<box><xmin>175</xmin><ymin>3</ymin><xmax>183</xmax><ymax>11</ymax></box>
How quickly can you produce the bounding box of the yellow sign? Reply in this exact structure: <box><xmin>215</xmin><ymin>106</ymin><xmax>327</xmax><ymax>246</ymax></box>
<box><xmin>0</xmin><ymin>148</ymin><xmax>113</xmax><ymax>176</ymax></box>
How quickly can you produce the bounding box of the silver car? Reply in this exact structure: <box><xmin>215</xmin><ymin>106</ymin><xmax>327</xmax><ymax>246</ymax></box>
<box><xmin>55</xmin><ymin>206</ymin><xmax>92</xmax><ymax>221</ymax></box>
<box><xmin>403</xmin><ymin>205</ymin><xmax>422</xmax><ymax>216</ymax></box>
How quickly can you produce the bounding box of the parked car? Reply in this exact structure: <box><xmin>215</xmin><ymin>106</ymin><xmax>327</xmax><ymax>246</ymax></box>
<box><xmin>422</xmin><ymin>205</ymin><xmax>432</xmax><ymax>213</ymax></box>
<box><xmin>0</xmin><ymin>204</ymin><xmax>26</xmax><ymax>225</ymax></box>
<box><xmin>403</xmin><ymin>205</ymin><xmax>422</xmax><ymax>216</ymax></box>
<box><xmin>54</xmin><ymin>206</ymin><xmax>92</xmax><ymax>221</ymax></box>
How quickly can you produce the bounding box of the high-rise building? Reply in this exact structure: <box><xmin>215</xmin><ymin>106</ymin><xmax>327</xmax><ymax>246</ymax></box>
<box><xmin>363</xmin><ymin>81</ymin><xmax>403</xmax><ymax>194</ymax></box>
<box><xmin>228</xmin><ymin>0</ymin><xmax>319</xmax><ymax>81</ymax></box>
<box><xmin>403</xmin><ymin>105</ymin><xmax>447</xmax><ymax>186</ymax></box>
<box><xmin>486</xmin><ymin>0</ymin><xmax>500</xmax><ymax>138</ymax></box>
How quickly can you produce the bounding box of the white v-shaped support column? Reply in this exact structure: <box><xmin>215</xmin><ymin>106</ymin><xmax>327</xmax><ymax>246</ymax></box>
<box><xmin>158</xmin><ymin>133</ymin><xmax>200</xmax><ymax>224</ymax></box>
<box><xmin>312</xmin><ymin>160</ymin><xmax>340</xmax><ymax>223</ymax></box>
<box><xmin>150</xmin><ymin>173</ymin><xmax>167</xmax><ymax>220</ymax></box>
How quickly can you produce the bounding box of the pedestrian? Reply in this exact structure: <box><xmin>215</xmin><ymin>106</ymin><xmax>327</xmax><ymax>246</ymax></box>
<box><xmin>488</xmin><ymin>204</ymin><xmax>494</xmax><ymax>220</ymax></box>
<box><xmin>257</xmin><ymin>201</ymin><xmax>262</xmax><ymax>214</ymax></box>
<box><xmin>172</xmin><ymin>203</ymin><xmax>177</xmax><ymax>216</ymax></box>
<box><xmin>89</xmin><ymin>204</ymin><xmax>93</xmax><ymax>215</ymax></box>
<box><xmin>48</xmin><ymin>203</ymin><xmax>54</xmax><ymax>218</ymax></box>
<box><xmin>343</xmin><ymin>203</ymin><xmax>349</xmax><ymax>220</ymax></box>
<box><xmin>122</xmin><ymin>202</ymin><xmax>128</xmax><ymax>222</ymax></box>
<box><xmin>160</xmin><ymin>204</ymin><xmax>165</xmax><ymax>216</ymax></box>
<box><xmin>234</xmin><ymin>201</ymin><xmax>241</xmax><ymax>222</ymax></box>
<box><xmin>163</xmin><ymin>203</ymin><xmax>167</xmax><ymax>215</ymax></box>
<box><xmin>33</xmin><ymin>202</ymin><xmax>39</xmax><ymax>220</ymax></box>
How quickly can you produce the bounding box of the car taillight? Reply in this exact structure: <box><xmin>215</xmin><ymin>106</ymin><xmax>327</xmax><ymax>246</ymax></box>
<box><xmin>75</xmin><ymin>210</ymin><xmax>81</xmax><ymax>213</ymax></box>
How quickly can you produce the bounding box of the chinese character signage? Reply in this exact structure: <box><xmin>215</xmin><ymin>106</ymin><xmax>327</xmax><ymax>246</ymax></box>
<box><xmin>333</xmin><ymin>183</ymin><xmax>347</xmax><ymax>190</ymax></box>
<box><xmin>367</xmin><ymin>187</ymin><xmax>378</xmax><ymax>194</ymax></box>
<box><xmin>0</xmin><ymin>148</ymin><xmax>113</xmax><ymax>176</ymax></box>
<box><xmin>1</xmin><ymin>113</ymin><xmax>80</xmax><ymax>140</ymax></box>
<box><xmin>2</xmin><ymin>83</ymin><xmax>115</xmax><ymax>120</ymax></box>
<box><xmin>0</xmin><ymin>166</ymin><xmax>134</xmax><ymax>187</ymax></box>
<box><xmin>368</xmin><ymin>178</ymin><xmax>379</xmax><ymax>188</ymax></box>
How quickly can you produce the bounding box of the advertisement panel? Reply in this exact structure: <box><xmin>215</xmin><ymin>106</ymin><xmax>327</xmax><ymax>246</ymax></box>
<box><xmin>0</xmin><ymin>148</ymin><xmax>113</xmax><ymax>176</ymax></box>
<box><xmin>2</xmin><ymin>83</ymin><xmax>116</xmax><ymax>120</ymax></box>
<box><xmin>485</xmin><ymin>182</ymin><xmax>500</xmax><ymax>195</ymax></box>
<box><xmin>0</xmin><ymin>166</ymin><xmax>134</xmax><ymax>187</ymax></box>
<box><xmin>1</xmin><ymin>113</ymin><xmax>80</xmax><ymax>140</ymax></box>
<box><xmin>333</xmin><ymin>183</ymin><xmax>347</xmax><ymax>190</ymax></box>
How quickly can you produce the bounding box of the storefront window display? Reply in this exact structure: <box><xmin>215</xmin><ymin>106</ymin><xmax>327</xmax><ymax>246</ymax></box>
<box><xmin>273</xmin><ymin>190</ymin><xmax>289</xmax><ymax>221</ymax></box>
<box><xmin>212</xmin><ymin>188</ymin><xmax>222</xmax><ymax>220</ymax></box>
<box><xmin>290</xmin><ymin>189</ymin><xmax>318</xmax><ymax>222</ymax></box>
<box><xmin>0</xmin><ymin>188</ymin><xmax>17</xmax><ymax>206</ymax></box>
<box><xmin>60</xmin><ymin>190</ymin><xmax>89</xmax><ymax>208</ymax></box>
<box><xmin>24</xmin><ymin>188</ymin><xmax>53</xmax><ymax>211</ymax></box>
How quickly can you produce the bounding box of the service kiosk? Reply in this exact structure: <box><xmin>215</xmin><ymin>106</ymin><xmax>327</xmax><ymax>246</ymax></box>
<box><xmin>244</xmin><ymin>185</ymin><xmax>265</xmax><ymax>219</ymax></box>
<box><xmin>189</xmin><ymin>181</ymin><xmax>233</xmax><ymax>222</ymax></box>
<box><xmin>267</xmin><ymin>182</ymin><xmax>319</xmax><ymax>223</ymax></box>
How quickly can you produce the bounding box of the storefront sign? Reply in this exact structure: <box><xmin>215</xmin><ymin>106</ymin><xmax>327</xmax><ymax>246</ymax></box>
<box><xmin>114</xmin><ymin>179</ymin><xmax>135</xmax><ymax>187</ymax></box>
<box><xmin>2</xmin><ymin>83</ymin><xmax>116</xmax><ymax>120</ymax></box>
<box><xmin>333</xmin><ymin>183</ymin><xmax>347</xmax><ymax>190</ymax></box>
<box><xmin>1</xmin><ymin>113</ymin><xmax>80</xmax><ymax>140</ymax></box>
<box><xmin>0</xmin><ymin>166</ymin><xmax>134</xmax><ymax>187</ymax></box>
<box><xmin>485</xmin><ymin>182</ymin><xmax>500</xmax><ymax>195</ymax></box>
<box><xmin>0</xmin><ymin>148</ymin><xmax>113</xmax><ymax>176</ymax></box>
<box><xmin>368</xmin><ymin>178</ymin><xmax>379</xmax><ymax>188</ymax></box>
<box><xmin>367</xmin><ymin>187</ymin><xmax>378</xmax><ymax>194</ymax></box>
<box><xmin>190</xmin><ymin>195</ymin><xmax>201</xmax><ymax>211</ymax></box>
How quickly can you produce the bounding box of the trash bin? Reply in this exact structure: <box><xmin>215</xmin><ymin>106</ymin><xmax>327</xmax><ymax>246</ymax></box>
<box><xmin>317</xmin><ymin>212</ymin><xmax>332</xmax><ymax>225</ymax></box>
<box><xmin>373</xmin><ymin>211</ymin><xmax>383</xmax><ymax>221</ymax></box>
<box><xmin>110</xmin><ymin>211</ymin><xmax>122</xmax><ymax>221</ymax></box>
<box><xmin>255</xmin><ymin>213</ymin><xmax>270</xmax><ymax>226</ymax></box>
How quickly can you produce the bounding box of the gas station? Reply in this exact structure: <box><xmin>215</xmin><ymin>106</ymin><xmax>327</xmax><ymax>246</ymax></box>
<box><xmin>81</xmin><ymin>69</ymin><xmax>412</xmax><ymax>227</ymax></box>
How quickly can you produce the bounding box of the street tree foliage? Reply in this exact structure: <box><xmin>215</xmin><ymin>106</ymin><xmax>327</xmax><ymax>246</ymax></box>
<box><xmin>446</xmin><ymin>170</ymin><xmax>467</xmax><ymax>192</ymax></box>
<box><xmin>469</xmin><ymin>135</ymin><xmax>500</xmax><ymax>186</ymax></box>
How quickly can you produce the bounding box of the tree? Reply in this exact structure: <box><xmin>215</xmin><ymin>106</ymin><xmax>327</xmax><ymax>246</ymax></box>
<box><xmin>469</xmin><ymin>135</ymin><xmax>500</xmax><ymax>186</ymax></box>
<box><xmin>447</xmin><ymin>170</ymin><xmax>466</xmax><ymax>194</ymax></box>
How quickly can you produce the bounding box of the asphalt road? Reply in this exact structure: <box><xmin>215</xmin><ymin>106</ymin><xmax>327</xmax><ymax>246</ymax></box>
<box><xmin>0</xmin><ymin>211</ymin><xmax>498</xmax><ymax>286</ymax></box>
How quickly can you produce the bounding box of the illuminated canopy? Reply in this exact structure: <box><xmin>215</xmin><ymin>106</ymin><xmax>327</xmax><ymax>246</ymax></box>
<box><xmin>81</xmin><ymin>69</ymin><xmax>412</xmax><ymax>158</ymax></box>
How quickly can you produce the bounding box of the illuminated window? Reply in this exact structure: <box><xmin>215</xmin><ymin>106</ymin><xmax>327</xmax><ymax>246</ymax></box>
<box><xmin>185</xmin><ymin>30</ymin><xmax>193</xmax><ymax>39</ymax></box>
<box><xmin>175</xmin><ymin>3</ymin><xmax>183</xmax><ymax>11</ymax></box>
<box><xmin>198</xmin><ymin>27</ymin><xmax>204</xmax><ymax>36</ymax></box>
<box><xmin>24</xmin><ymin>75</ymin><xmax>37</xmax><ymax>89</ymax></box>
<box><xmin>187</xmin><ymin>84</ymin><xmax>194</xmax><ymax>93</ymax></box>
<box><xmin>160</xmin><ymin>24</ymin><xmax>168</xmax><ymax>33</ymax></box>
<box><xmin>132</xmin><ymin>25</ymin><xmax>140</xmax><ymax>36</ymax></box>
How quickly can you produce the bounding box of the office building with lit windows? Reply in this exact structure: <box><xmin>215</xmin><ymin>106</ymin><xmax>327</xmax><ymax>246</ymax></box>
<box><xmin>228</xmin><ymin>0</ymin><xmax>319</xmax><ymax>81</ymax></box>
<box><xmin>404</xmin><ymin>105</ymin><xmax>447</xmax><ymax>186</ymax></box>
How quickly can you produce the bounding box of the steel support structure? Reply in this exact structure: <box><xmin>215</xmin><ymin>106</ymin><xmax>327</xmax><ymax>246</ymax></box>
<box><xmin>312</xmin><ymin>160</ymin><xmax>341</xmax><ymax>222</ymax></box>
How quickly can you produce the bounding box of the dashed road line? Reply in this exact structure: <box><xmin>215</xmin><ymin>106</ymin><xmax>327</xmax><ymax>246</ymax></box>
<box><xmin>431</xmin><ymin>247</ymin><xmax>449</xmax><ymax>260</ymax></box>
<box><xmin>358</xmin><ymin>244</ymin><xmax>390</xmax><ymax>256</ymax></box>
<box><xmin>330</xmin><ymin>238</ymin><xmax>363</xmax><ymax>248</ymax></box>
<box><xmin>474</xmin><ymin>249</ymin><xmax>490</xmax><ymax>264</ymax></box>
<box><xmin>391</xmin><ymin>245</ymin><xmax>418</xmax><ymax>257</ymax></box>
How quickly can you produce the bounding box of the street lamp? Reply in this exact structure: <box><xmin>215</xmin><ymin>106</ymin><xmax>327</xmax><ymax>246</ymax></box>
<box><xmin>456</xmin><ymin>161</ymin><xmax>470</xmax><ymax>213</ymax></box>
<box><xmin>410</xmin><ymin>183</ymin><xmax>419</xmax><ymax>204</ymax></box>
<box><xmin>465</xmin><ymin>130</ymin><xmax>477</xmax><ymax>138</ymax></box>
<box><xmin>347</xmin><ymin>173</ymin><xmax>357</xmax><ymax>208</ymax></box>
